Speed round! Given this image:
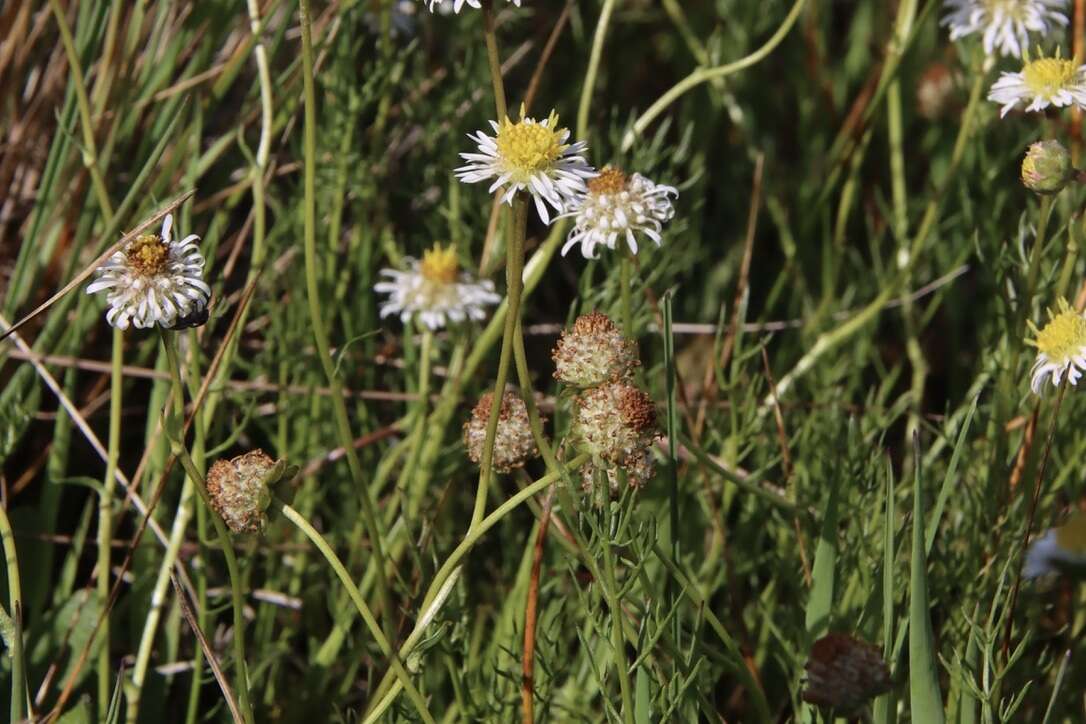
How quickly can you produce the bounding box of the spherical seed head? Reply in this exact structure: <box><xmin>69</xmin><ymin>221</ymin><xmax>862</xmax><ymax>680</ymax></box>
<box><xmin>574</xmin><ymin>382</ymin><xmax>657</xmax><ymax>464</ymax></box>
<box><xmin>552</xmin><ymin>311</ymin><xmax>639</xmax><ymax>387</ymax></box>
<box><xmin>206</xmin><ymin>450</ymin><xmax>278</xmax><ymax>534</ymax></box>
<box><xmin>801</xmin><ymin>633</ymin><xmax>892</xmax><ymax>717</ymax></box>
<box><xmin>1022</xmin><ymin>140</ymin><xmax>1072</xmax><ymax>194</ymax></box>
<box><xmin>462</xmin><ymin>391</ymin><xmax>540</xmax><ymax>473</ymax></box>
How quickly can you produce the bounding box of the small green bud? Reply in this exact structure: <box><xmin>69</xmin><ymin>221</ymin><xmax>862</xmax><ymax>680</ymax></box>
<box><xmin>1021</xmin><ymin>140</ymin><xmax>1072</xmax><ymax>195</ymax></box>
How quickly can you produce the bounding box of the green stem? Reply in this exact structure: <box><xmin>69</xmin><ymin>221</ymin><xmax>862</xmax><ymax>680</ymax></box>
<box><xmin>600</xmin><ymin>509</ymin><xmax>635</xmax><ymax>723</ymax></box>
<box><xmin>0</xmin><ymin>501</ymin><xmax>25</xmax><ymax>723</ymax></box>
<box><xmin>160</xmin><ymin>330</ymin><xmax>255</xmax><ymax>724</ymax></box>
<box><xmin>620</xmin><ymin>255</ymin><xmax>633</xmax><ymax>337</ymax></box>
<box><xmin>577</xmin><ymin>0</ymin><xmax>617</xmax><ymax>141</ymax></box>
<box><xmin>482</xmin><ymin>0</ymin><xmax>508</xmax><ymax>120</ymax></box>
<box><xmin>472</xmin><ymin>195</ymin><xmax>528</xmax><ymax>529</ymax></box>
<box><xmin>97</xmin><ymin>328</ymin><xmax>123</xmax><ymax>718</ymax></box>
<box><xmin>298</xmin><ymin>0</ymin><xmax>393</xmax><ymax>635</ymax></box>
<box><xmin>274</xmin><ymin>500</ymin><xmax>436</xmax><ymax>724</ymax></box>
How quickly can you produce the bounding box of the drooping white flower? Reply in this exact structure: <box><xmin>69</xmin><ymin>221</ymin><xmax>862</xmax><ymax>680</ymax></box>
<box><xmin>425</xmin><ymin>0</ymin><xmax>521</xmax><ymax>14</ymax></box>
<box><xmin>558</xmin><ymin>167</ymin><xmax>678</xmax><ymax>258</ymax></box>
<box><xmin>988</xmin><ymin>54</ymin><xmax>1086</xmax><ymax>116</ymax></box>
<box><xmin>1027</xmin><ymin>298</ymin><xmax>1086</xmax><ymax>394</ymax></box>
<box><xmin>86</xmin><ymin>214</ymin><xmax>210</xmax><ymax>330</ymax></box>
<box><xmin>941</xmin><ymin>0</ymin><xmax>1068</xmax><ymax>58</ymax></box>
<box><xmin>374</xmin><ymin>244</ymin><xmax>500</xmax><ymax>330</ymax></box>
<box><xmin>455</xmin><ymin>107</ymin><xmax>597</xmax><ymax>224</ymax></box>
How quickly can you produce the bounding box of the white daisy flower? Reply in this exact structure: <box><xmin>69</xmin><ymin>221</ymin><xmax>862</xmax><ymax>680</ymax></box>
<box><xmin>86</xmin><ymin>214</ymin><xmax>211</xmax><ymax>330</ymax></box>
<box><xmin>455</xmin><ymin>107</ymin><xmax>597</xmax><ymax>224</ymax></box>
<box><xmin>557</xmin><ymin>166</ymin><xmax>678</xmax><ymax>258</ymax></box>
<box><xmin>988</xmin><ymin>54</ymin><xmax>1086</xmax><ymax>116</ymax></box>
<box><xmin>1027</xmin><ymin>298</ymin><xmax>1086</xmax><ymax>394</ymax></box>
<box><xmin>374</xmin><ymin>244</ymin><xmax>500</xmax><ymax>330</ymax></box>
<box><xmin>1025</xmin><ymin>513</ymin><xmax>1086</xmax><ymax>578</ymax></box>
<box><xmin>942</xmin><ymin>0</ymin><xmax>1068</xmax><ymax>58</ymax></box>
<box><xmin>425</xmin><ymin>0</ymin><xmax>521</xmax><ymax>14</ymax></box>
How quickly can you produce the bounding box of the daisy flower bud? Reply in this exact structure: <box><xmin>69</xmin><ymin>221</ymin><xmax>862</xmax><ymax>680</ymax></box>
<box><xmin>207</xmin><ymin>450</ymin><xmax>288</xmax><ymax>534</ymax></box>
<box><xmin>456</xmin><ymin>105</ymin><xmax>596</xmax><ymax>224</ymax></box>
<box><xmin>558</xmin><ymin>166</ymin><xmax>678</xmax><ymax>258</ymax></box>
<box><xmin>574</xmin><ymin>382</ymin><xmax>656</xmax><ymax>465</ymax></box>
<box><xmin>988</xmin><ymin>52</ymin><xmax>1086</xmax><ymax>117</ymax></box>
<box><xmin>374</xmin><ymin>243</ymin><xmax>500</xmax><ymax>330</ymax></box>
<box><xmin>1025</xmin><ymin>512</ymin><xmax>1086</xmax><ymax>578</ymax></box>
<box><xmin>463</xmin><ymin>391</ymin><xmax>539</xmax><ymax>473</ymax></box>
<box><xmin>1021</xmin><ymin>140</ymin><xmax>1072</xmax><ymax>194</ymax></box>
<box><xmin>1027</xmin><ymin>298</ymin><xmax>1086</xmax><ymax>393</ymax></box>
<box><xmin>86</xmin><ymin>214</ymin><xmax>210</xmax><ymax>330</ymax></box>
<box><xmin>801</xmin><ymin>633</ymin><xmax>892</xmax><ymax>717</ymax></box>
<box><xmin>552</xmin><ymin>311</ymin><xmax>639</xmax><ymax>387</ymax></box>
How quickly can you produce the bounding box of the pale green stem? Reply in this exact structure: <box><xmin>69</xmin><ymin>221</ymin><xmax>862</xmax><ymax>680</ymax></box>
<box><xmin>298</xmin><ymin>0</ymin><xmax>393</xmax><ymax>634</ymax></box>
<box><xmin>404</xmin><ymin>328</ymin><xmax>434</xmax><ymax>517</ymax></box>
<box><xmin>577</xmin><ymin>0</ymin><xmax>618</xmax><ymax>141</ymax></box>
<box><xmin>246</xmin><ymin>0</ymin><xmax>273</xmax><ymax>276</ymax></box>
<box><xmin>472</xmin><ymin>195</ymin><xmax>528</xmax><ymax>529</ymax></box>
<box><xmin>600</xmin><ymin>505</ymin><xmax>635</xmax><ymax>723</ymax></box>
<box><xmin>97</xmin><ymin>328</ymin><xmax>122</xmax><ymax>719</ymax></box>
<box><xmin>47</xmin><ymin>0</ymin><xmax>115</xmax><ymax>220</ymax></box>
<box><xmin>160</xmin><ymin>331</ymin><xmax>255</xmax><ymax>724</ymax></box>
<box><xmin>367</xmin><ymin>455</ymin><xmax>590</xmax><ymax>718</ymax></box>
<box><xmin>274</xmin><ymin>500</ymin><xmax>436</xmax><ymax>724</ymax></box>
<box><xmin>512</xmin><ymin>320</ymin><xmax>560</xmax><ymax>474</ymax></box>
<box><xmin>620</xmin><ymin>255</ymin><xmax>633</xmax><ymax>336</ymax></box>
<box><xmin>0</xmin><ymin>502</ymin><xmax>26</xmax><ymax>723</ymax></box>
<box><xmin>621</xmin><ymin>0</ymin><xmax>808</xmax><ymax>152</ymax></box>
<box><xmin>482</xmin><ymin>0</ymin><xmax>507</xmax><ymax>120</ymax></box>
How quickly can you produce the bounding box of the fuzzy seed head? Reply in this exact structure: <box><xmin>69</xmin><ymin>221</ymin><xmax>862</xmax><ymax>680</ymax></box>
<box><xmin>206</xmin><ymin>450</ymin><xmax>278</xmax><ymax>534</ymax></box>
<box><xmin>801</xmin><ymin>633</ymin><xmax>892</xmax><ymax>717</ymax></box>
<box><xmin>463</xmin><ymin>391</ymin><xmax>540</xmax><ymax>473</ymax></box>
<box><xmin>574</xmin><ymin>382</ymin><xmax>656</xmax><ymax>464</ymax></box>
<box><xmin>553</xmin><ymin>311</ymin><xmax>639</xmax><ymax>387</ymax></box>
<box><xmin>1022</xmin><ymin>140</ymin><xmax>1072</xmax><ymax>194</ymax></box>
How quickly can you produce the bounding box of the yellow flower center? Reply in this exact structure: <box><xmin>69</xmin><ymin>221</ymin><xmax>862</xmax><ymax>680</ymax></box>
<box><xmin>125</xmin><ymin>234</ymin><xmax>169</xmax><ymax>276</ymax></box>
<box><xmin>1028</xmin><ymin>299</ymin><xmax>1086</xmax><ymax>362</ymax></box>
<box><xmin>587</xmin><ymin>167</ymin><xmax>628</xmax><ymax>196</ymax></box>
<box><xmin>420</xmin><ymin>244</ymin><xmax>458</xmax><ymax>284</ymax></box>
<box><xmin>1022</xmin><ymin>57</ymin><xmax>1079</xmax><ymax>97</ymax></box>
<box><xmin>495</xmin><ymin>111</ymin><xmax>565</xmax><ymax>175</ymax></box>
<box><xmin>1056</xmin><ymin>513</ymin><xmax>1086</xmax><ymax>555</ymax></box>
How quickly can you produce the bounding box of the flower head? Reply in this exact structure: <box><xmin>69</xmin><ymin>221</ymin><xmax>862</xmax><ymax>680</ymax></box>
<box><xmin>942</xmin><ymin>0</ymin><xmax>1069</xmax><ymax>58</ymax></box>
<box><xmin>207</xmin><ymin>450</ymin><xmax>293</xmax><ymax>534</ymax></box>
<box><xmin>553</xmin><ymin>311</ymin><xmax>639</xmax><ymax>387</ymax></box>
<box><xmin>988</xmin><ymin>52</ymin><xmax>1086</xmax><ymax>116</ymax></box>
<box><xmin>1021</xmin><ymin>139</ymin><xmax>1073</xmax><ymax>193</ymax></box>
<box><xmin>801</xmin><ymin>633</ymin><xmax>892</xmax><ymax>717</ymax></box>
<box><xmin>456</xmin><ymin>106</ymin><xmax>596</xmax><ymax>224</ymax></box>
<box><xmin>574</xmin><ymin>381</ymin><xmax>657</xmax><ymax>465</ymax></box>
<box><xmin>375</xmin><ymin>243</ymin><xmax>500</xmax><ymax>330</ymax></box>
<box><xmin>426</xmin><ymin>0</ymin><xmax>521</xmax><ymax>13</ymax></box>
<box><xmin>558</xmin><ymin>167</ymin><xmax>678</xmax><ymax>258</ymax></box>
<box><xmin>463</xmin><ymin>390</ymin><xmax>540</xmax><ymax>473</ymax></box>
<box><xmin>86</xmin><ymin>214</ymin><xmax>210</xmax><ymax>330</ymax></box>
<box><xmin>1025</xmin><ymin>512</ymin><xmax>1086</xmax><ymax>578</ymax></box>
<box><xmin>1027</xmin><ymin>298</ymin><xmax>1086</xmax><ymax>393</ymax></box>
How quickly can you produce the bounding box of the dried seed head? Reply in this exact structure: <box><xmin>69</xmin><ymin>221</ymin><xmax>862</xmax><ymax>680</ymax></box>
<box><xmin>801</xmin><ymin>633</ymin><xmax>892</xmax><ymax>717</ymax></box>
<box><xmin>580</xmin><ymin>449</ymin><xmax>656</xmax><ymax>497</ymax></box>
<box><xmin>206</xmin><ymin>450</ymin><xmax>281</xmax><ymax>534</ymax></box>
<box><xmin>574</xmin><ymin>382</ymin><xmax>656</xmax><ymax>464</ymax></box>
<box><xmin>463</xmin><ymin>390</ymin><xmax>540</xmax><ymax>473</ymax></box>
<box><xmin>1021</xmin><ymin>140</ymin><xmax>1072</xmax><ymax>195</ymax></box>
<box><xmin>552</xmin><ymin>311</ymin><xmax>638</xmax><ymax>387</ymax></box>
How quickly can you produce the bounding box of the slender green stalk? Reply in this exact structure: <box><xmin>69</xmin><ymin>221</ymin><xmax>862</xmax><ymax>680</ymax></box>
<box><xmin>0</xmin><ymin>502</ymin><xmax>26</xmax><ymax>723</ymax></box>
<box><xmin>600</xmin><ymin>507</ymin><xmax>635</xmax><ymax>723</ymax></box>
<box><xmin>274</xmin><ymin>499</ymin><xmax>436</xmax><ymax>724</ymax></box>
<box><xmin>97</xmin><ymin>327</ymin><xmax>123</xmax><ymax>719</ymax></box>
<box><xmin>482</xmin><ymin>0</ymin><xmax>508</xmax><ymax>120</ymax></box>
<box><xmin>160</xmin><ymin>330</ymin><xmax>255</xmax><ymax>724</ymax></box>
<box><xmin>472</xmin><ymin>195</ymin><xmax>529</xmax><ymax>529</ymax></box>
<box><xmin>298</xmin><ymin>0</ymin><xmax>393</xmax><ymax>635</ymax></box>
<box><xmin>577</xmin><ymin>0</ymin><xmax>617</xmax><ymax>141</ymax></box>
<box><xmin>620</xmin><ymin>255</ymin><xmax>633</xmax><ymax>336</ymax></box>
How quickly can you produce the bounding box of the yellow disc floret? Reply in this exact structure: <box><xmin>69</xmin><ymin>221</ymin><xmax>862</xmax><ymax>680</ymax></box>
<box><xmin>1022</xmin><ymin>56</ymin><xmax>1079</xmax><ymax>97</ymax></box>
<box><xmin>496</xmin><ymin>110</ymin><xmax>566</xmax><ymax>176</ymax></box>
<box><xmin>1028</xmin><ymin>298</ymin><xmax>1086</xmax><ymax>363</ymax></box>
<box><xmin>587</xmin><ymin>166</ymin><xmax>629</xmax><ymax>196</ymax></box>
<box><xmin>125</xmin><ymin>234</ymin><xmax>170</xmax><ymax>277</ymax></box>
<box><xmin>420</xmin><ymin>244</ymin><xmax>459</xmax><ymax>284</ymax></box>
<box><xmin>1056</xmin><ymin>513</ymin><xmax>1086</xmax><ymax>555</ymax></box>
